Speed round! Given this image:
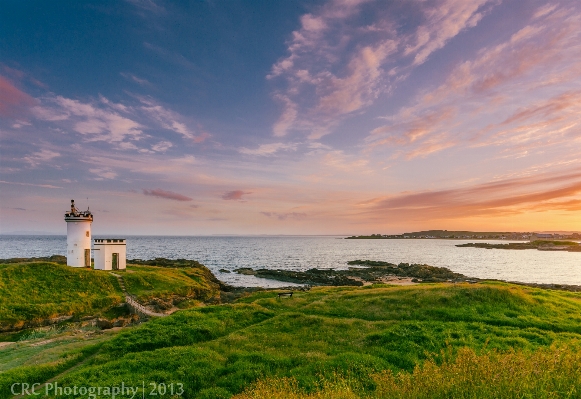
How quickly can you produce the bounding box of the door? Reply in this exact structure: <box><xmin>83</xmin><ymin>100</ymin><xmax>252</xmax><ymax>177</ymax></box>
<box><xmin>84</xmin><ymin>249</ymin><xmax>91</xmax><ymax>267</ymax></box>
<box><xmin>112</xmin><ymin>253</ymin><xmax>119</xmax><ymax>270</ymax></box>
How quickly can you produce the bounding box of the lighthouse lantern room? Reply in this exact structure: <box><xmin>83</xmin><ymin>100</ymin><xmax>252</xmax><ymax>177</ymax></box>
<box><xmin>64</xmin><ymin>199</ymin><xmax>93</xmax><ymax>267</ymax></box>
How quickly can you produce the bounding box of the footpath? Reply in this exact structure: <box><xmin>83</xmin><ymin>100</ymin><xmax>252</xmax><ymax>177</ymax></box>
<box><xmin>110</xmin><ymin>273</ymin><xmax>167</xmax><ymax>318</ymax></box>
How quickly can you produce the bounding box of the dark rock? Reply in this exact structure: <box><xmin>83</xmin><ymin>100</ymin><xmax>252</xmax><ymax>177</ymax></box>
<box><xmin>95</xmin><ymin>318</ymin><xmax>113</xmax><ymax>329</ymax></box>
<box><xmin>234</xmin><ymin>268</ymin><xmax>256</xmax><ymax>275</ymax></box>
<box><xmin>237</xmin><ymin>261</ymin><xmax>470</xmax><ymax>286</ymax></box>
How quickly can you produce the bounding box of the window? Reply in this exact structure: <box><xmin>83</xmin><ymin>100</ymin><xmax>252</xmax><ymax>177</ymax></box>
<box><xmin>86</xmin><ymin>231</ymin><xmax>89</xmax><ymax>237</ymax></box>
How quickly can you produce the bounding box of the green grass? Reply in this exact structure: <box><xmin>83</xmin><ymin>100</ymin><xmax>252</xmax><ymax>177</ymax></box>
<box><xmin>0</xmin><ymin>328</ymin><xmax>114</xmax><ymax>372</ymax></box>
<box><xmin>0</xmin><ymin>341</ymin><xmax>102</xmax><ymax>399</ymax></box>
<box><xmin>6</xmin><ymin>282</ymin><xmax>580</xmax><ymax>398</ymax></box>
<box><xmin>0</xmin><ymin>263</ymin><xmax>123</xmax><ymax>329</ymax></box>
<box><xmin>235</xmin><ymin>346</ymin><xmax>581</xmax><ymax>398</ymax></box>
<box><xmin>0</xmin><ymin>262</ymin><xmax>222</xmax><ymax>331</ymax></box>
<box><xmin>121</xmin><ymin>264</ymin><xmax>220</xmax><ymax>302</ymax></box>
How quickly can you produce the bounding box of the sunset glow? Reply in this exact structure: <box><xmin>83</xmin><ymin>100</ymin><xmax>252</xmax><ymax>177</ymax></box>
<box><xmin>1</xmin><ymin>0</ymin><xmax>580</xmax><ymax>235</ymax></box>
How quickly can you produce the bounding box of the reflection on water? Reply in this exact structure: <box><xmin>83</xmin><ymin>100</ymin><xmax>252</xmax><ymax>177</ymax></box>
<box><xmin>1</xmin><ymin>235</ymin><xmax>580</xmax><ymax>287</ymax></box>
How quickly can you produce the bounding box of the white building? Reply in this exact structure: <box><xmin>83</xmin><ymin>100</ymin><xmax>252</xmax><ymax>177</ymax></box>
<box><xmin>94</xmin><ymin>239</ymin><xmax>127</xmax><ymax>270</ymax></box>
<box><xmin>64</xmin><ymin>199</ymin><xmax>93</xmax><ymax>267</ymax></box>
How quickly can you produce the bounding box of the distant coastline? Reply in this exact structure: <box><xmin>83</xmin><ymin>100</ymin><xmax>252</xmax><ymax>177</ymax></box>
<box><xmin>346</xmin><ymin>230</ymin><xmax>581</xmax><ymax>241</ymax></box>
<box><xmin>457</xmin><ymin>240</ymin><xmax>581</xmax><ymax>252</ymax></box>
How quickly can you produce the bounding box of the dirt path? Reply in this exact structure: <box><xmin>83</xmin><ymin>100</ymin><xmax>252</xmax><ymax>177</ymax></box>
<box><xmin>110</xmin><ymin>273</ymin><xmax>168</xmax><ymax>317</ymax></box>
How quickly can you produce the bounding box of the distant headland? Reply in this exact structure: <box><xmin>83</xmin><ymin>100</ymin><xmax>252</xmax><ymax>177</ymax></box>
<box><xmin>345</xmin><ymin>230</ymin><xmax>581</xmax><ymax>241</ymax></box>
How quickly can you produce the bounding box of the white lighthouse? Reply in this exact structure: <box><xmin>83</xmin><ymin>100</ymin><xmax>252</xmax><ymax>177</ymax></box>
<box><xmin>64</xmin><ymin>199</ymin><xmax>93</xmax><ymax>267</ymax></box>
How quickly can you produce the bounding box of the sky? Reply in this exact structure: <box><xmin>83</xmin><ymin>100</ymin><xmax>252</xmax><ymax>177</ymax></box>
<box><xmin>1</xmin><ymin>0</ymin><xmax>580</xmax><ymax>235</ymax></box>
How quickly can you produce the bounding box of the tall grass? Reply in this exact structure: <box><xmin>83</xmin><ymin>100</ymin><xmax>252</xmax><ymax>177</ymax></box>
<box><xmin>235</xmin><ymin>346</ymin><xmax>581</xmax><ymax>398</ymax></box>
<box><xmin>0</xmin><ymin>263</ymin><xmax>123</xmax><ymax>327</ymax></box>
<box><xmin>0</xmin><ymin>262</ymin><xmax>221</xmax><ymax>329</ymax></box>
<box><xmin>121</xmin><ymin>265</ymin><xmax>219</xmax><ymax>302</ymax></box>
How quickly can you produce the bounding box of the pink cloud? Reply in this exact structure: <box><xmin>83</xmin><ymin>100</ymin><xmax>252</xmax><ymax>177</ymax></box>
<box><xmin>0</xmin><ymin>75</ymin><xmax>36</xmax><ymax>117</ymax></box>
<box><xmin>143</xmin><ymin>188</ymin><xmax>193</xmax><ymax>201</ymax></box>
<box><xmin>222</xmin><ymin>190</ymin><xmax>252</xmax><ymax>200</ymax></box>
<box><xmin>193</xmin><ymin>132</ymin><xmax>210</xmax><ymax>143</ymax></box>
<box><xmin>500</xmin><ymin>91</ymin><xmax>581</xmax><ymax>126</ymax></box>
<box><xmin>407</xmin><ymin>0</ymin><xmax>493</xmax><ymax>66</ymax></box>
<box><xmin>363</xmin><ymin>168</ymin><xmax>581</xmax><ymax>221</ymax></box>
<box><xmin>269</xmin><ymin>0</ymin><xmax>495</xmax><ymax>139</ymax></box>
<box><xmin>367</xmin><ymin>3</ymin><xmax>581</xmax><ymax>158</ymax></box>
<box><xmin>24</xmin><ymin>149</ymin><xmax>60</xmax><ymax>167</ymax></box>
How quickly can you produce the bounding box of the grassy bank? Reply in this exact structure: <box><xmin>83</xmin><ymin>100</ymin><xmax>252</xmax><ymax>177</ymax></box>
<box><xmin>7</xmin><ymin>282</ymin><xmax>579</xmax><ymax>398</ymax></box>
<box><xmin>0</xmin><ymin>263</ymin><xmax>123</xmax><ymax>330</ymax></box>
<box><xmin>0</xmin><ymin>260</ymin><xmax>221</xmax><ymax>331</ymax></box>
<box><xmin>122</xmin><ymin>265</ymin><xmax>221</xmax><ymax>304</ymax></box>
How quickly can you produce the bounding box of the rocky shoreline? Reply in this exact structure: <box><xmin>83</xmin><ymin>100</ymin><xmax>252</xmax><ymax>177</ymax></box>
<box><xmin>234</xmin><ymin>260</ymin><xmax>471</xmax><ymax>286</ymax></box>
<box><xmin>232</xmin><ymin>259</ymin><xmax>581</xmax><ymax>293</ymax></box>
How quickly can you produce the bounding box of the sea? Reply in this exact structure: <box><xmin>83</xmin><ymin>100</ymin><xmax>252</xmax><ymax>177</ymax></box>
<box><xmin>1</xmin><ymin>235</ymin><xmax>580</xmax><ymax>287</ymax></box>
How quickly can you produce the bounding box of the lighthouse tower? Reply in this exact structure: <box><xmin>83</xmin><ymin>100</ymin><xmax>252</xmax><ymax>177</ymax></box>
<box><xmin>64</xmin><ymin>199</ymin><xmax>93</xmax><ymax>267</ymax></box>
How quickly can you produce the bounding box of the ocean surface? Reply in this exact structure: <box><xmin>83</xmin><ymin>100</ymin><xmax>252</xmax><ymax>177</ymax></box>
<box><xmin>1</xmin><ymin>235</ymin><xmax>580</xmax><ymax>287</ymax></box>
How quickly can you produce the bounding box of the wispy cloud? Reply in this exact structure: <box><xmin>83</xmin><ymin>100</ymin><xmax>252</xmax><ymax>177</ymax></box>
<box><xmin>151</xmin><ymin>141</ymin><xmax>173</xmax><ymax>152</ymax></box>
<box><xmin>137</xmin><ymin>96</ymin><xmax>209</xmax><ymax>143</ymax></box>
<box><xmin>125</xmin><ymin>0</ymin><xmax>165</xmax><ymax>14</ymax></box>
<box><xmin>120</xmin><ymin>72</ymin><xmax>151</xmax><ymax>86</ymax></box>
<box><xmin>33</xmin><ymin>96</ymin><xmax>144</xmax><ymax>144</ymax></box>
<box><xmin>361</xmin><ymin>168</ymin><xmax>581</xmax><ymax>221</ymax></box>
<box><xmin>269</xmin><ymin>0</ymin><xmax>496</xmax><ymax>139</ymax></box>
<box><xmin>0</xmin><ymin>180</ymin><xmax>62</xmax><ymax>189</ymax></box>
<box><xmin>222</xmin><ymin>190</ymin><xmax>252</xmax><ymax>200</ymax></box>
<box><xmin>143</xmin><ymin>188</ymin><xmax>193</xmax><ymax>201</ymax></box>
<box><xmin>0</xmin><ymin>75</ymin><xmax>36</xmax><ymax>117</ymax></box>
<box><xmin>26</xmin><ymin>92</ymin><xmax>209</xmax><ymax>157</ymax></box>
<box><xmin>405</xmin><ymin>0</ymin><xmax>493</xmax><ymax>66</ymax></box>
<box><xmin>367</xmin><ymin>3</ymin><xmax>581</xmax><ymax>159</ymax></box>
<box><xmin>89</xmin><ymin>167</ymin><xmax>118</xmax><ymax>180</ymax></box>
<box><xmin>239</xmin><ymin>142</ymin><xmax>297</xmax><ymax>156</ymax></box>
<box><xmin>24</xmin><ymin>149</ymin><xmax>60</xmax><ymax>167</ymax></box>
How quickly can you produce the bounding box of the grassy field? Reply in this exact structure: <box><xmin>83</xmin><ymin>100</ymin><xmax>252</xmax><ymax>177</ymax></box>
<box><xmin>0</xmin><ymin>261</ymin><xmax>221</xmax><ymax>331</ymax></box>
<box><xmin>0</xmin><ymin>263</ymin><xmax>123</xmax><ymax>330</ymax></box>
<box><xmin>121</xmin><ymin>265</ymin><xmax>220</xmax><ymax>303</ymax></box>
<box><xmin>3</xmin><ymin>281</ymin><xmax>580</xmax><ymax>398</ymax></box>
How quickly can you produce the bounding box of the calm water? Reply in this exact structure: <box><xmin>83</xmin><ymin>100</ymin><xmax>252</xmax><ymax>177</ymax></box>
<box><xmin>1</xmin><ymin>235</ymin><xmax>580</xmax><ymax>287</ymax></box>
